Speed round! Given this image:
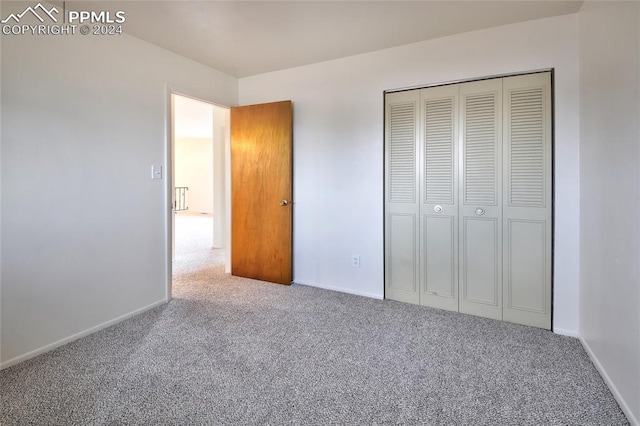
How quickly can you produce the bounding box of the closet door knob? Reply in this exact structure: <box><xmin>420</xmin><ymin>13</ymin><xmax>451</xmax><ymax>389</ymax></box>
<box><xmin>434</xmin><ymin>205</ymin><xmax>443</xmax><ymax>213</ymax></box>
<box><xmin>475</xmin><ymin>207</ymin><xmax>485</xmax><ymax>216</ymax></box>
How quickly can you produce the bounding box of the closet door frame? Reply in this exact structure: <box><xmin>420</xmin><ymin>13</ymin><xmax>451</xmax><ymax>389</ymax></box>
<box><xmin>383</xmin><ymin>69</ymin><xmax>554</xmax><ymax>330</ymax></box>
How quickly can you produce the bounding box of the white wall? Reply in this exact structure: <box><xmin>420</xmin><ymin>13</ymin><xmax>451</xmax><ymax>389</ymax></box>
<box><xmin>175</xmin><ymin>137</ymin><xmax>215</xmax><ymax>214</ymax></box>
<box><xmin>239</xmin><ymin>14</ymin><xmax>580</xmax><ymax>334</ymax></box>
<box><xmin>578</xmin><ymin>2</ymin><xmax>640</xmax><ymax>423</ymax></box>
<box><xmin>0</xmin><ymin>2</ymin><xmax>237</xmax><ymax>366</ymax></box>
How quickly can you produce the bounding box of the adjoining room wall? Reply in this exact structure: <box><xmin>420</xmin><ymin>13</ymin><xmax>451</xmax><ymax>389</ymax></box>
<box><xmin>239</xmin><ymin>14</ymin><xmax>580</xmax><ymax>335</ymax></box>
<box><xmin>0</xmin><ymin>0</ymin><xmax>238</xmax><ymax>366</ymax></box>
<box><xmin>175</xmin><ymin>137</ymin><xmax>215</xmax><ymax>214</ymax></box>
<box><xmin>578</xmin><ymin>2</ymin><xmax>640</xmax><ymax>423</ymax></box>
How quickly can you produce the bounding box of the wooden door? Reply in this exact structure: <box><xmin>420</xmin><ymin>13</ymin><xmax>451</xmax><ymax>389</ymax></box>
<box><xmin>231</xmin><ymin>101</ymin><xmax>292</xmax><ymax>285</ymax></box>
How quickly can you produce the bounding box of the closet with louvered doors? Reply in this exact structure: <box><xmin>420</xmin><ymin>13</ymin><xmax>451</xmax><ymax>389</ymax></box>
<box><xmin>384</xmin><ymin>71</ymin><xmax>552</xmax><ymax>329</ymax></box>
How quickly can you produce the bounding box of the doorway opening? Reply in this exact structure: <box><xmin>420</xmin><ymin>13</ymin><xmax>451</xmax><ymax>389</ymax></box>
<box><xmin>168</xmin><ymin>92</ymin><xmax>231</xmax><ymax>298</ymax></box>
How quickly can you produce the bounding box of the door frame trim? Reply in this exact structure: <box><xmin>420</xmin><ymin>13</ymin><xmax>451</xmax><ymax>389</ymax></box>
<box><xmin>164</xmin><ymin>84</ymin><xmax>231</xmax><ymax>301</ymax></box>
<box><xmin>384</xmin><ymin>68</ymin><xmax>554</xmax><ymax>94</ymax></box>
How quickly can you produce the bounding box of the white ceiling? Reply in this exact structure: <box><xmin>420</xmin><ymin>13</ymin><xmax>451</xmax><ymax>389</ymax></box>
<box><xmin>68</xmin><ymin>1</ymin><xmax>582</xmax><ymax>78</ymax></box>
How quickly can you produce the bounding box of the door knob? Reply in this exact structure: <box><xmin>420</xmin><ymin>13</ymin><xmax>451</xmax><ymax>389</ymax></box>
<box><xmin>475</xmin><ymin>207</ymin><xmax>485</xmax><ymax>216</ymax></box>
<box><xmin>280</xmin><ymin>200</ymin><xmax>289</xmax><ymax>206</ymax></box>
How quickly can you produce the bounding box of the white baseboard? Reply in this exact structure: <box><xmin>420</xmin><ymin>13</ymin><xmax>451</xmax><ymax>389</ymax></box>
<box><xmin>580</xmin><ymin>336</ymin><xmax>639</xmax><ymax>426</ymax></box>
<box><xmin>0</xmin><ymin>298</ymin><xmax>168</xmax><ymax>371</ymax></box>
<box><xmin>553</xmin><ymin>327</ymin><xmax>578</xmax><ymax>337</ymax></box>
<box><xmin>293</xmin><ymin>280</ymin><xmax>383</xmax><ymax>300</ymax></box>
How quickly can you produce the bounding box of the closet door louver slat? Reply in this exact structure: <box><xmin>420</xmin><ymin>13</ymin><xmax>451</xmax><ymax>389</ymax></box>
<box><xmin>509</xmin><ymin>88</ymin><xmax>545</xmax><ymax>207</ymax></box>
<box><xmin>425</xmin><ymin>98</ymin><xmax>455</xmax><ymax>204</ymax></box>
<box><xmin>464</xmin><ymin>93</ymin><xmax>498</xmax><ymax>206</ymax></box>
<box><xmin>389</xmin><ymin>102</ymin><xmax>417</xmax><ymax>204</ymax></box>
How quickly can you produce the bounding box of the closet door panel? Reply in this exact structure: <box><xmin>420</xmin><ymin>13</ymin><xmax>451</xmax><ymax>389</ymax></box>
<box><xmin>506</xmin><ymin>219</ymin><xmax>546</xmax><ymax>311</ymax></box>
<box><xmin>502</xmin><ymin>72</ymin><xmax>552</xmax><ymax>329</ymax></box>
<box><xmin>419</xmin><ymin>85</ymin><xmax>459</xmax><ymax>311</ymax></box>
<box><xmin>385</xmin><ymin>90</ymin><xmax>420</xmax><ymax>304</ymax></box>
<box><xmin>387</xmin><ymin>213</ymin><xmax>419</xmax><ymax>302</ymax></box>
<box><xmin>422</xmin><ymin>214</ymin><xmax>457</xmax><ymax>308</ymax></box>
<box><xmin>461</xmin><ymin>217</ymin><xmax>500</xmax><ymax>318</ymax></box>
<box><xmin>458</xmin><ymin>79</ymin><xmax>503</xmax><ymax>321</ymax></box>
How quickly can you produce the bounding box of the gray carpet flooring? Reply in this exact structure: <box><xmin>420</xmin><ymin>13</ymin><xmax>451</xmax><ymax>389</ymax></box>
<box><xmin>0</xmin><ymin>215</ymin><xmax>629</xmax><ymax>425</ymax></box>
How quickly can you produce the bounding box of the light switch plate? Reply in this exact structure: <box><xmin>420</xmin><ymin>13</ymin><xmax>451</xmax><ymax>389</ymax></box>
<box><xmin>152</xmin><ymin>165</ymin><xmax>162</xmax><ymax>180</ymax></box>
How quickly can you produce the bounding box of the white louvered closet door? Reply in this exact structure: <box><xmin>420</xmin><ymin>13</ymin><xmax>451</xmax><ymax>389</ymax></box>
<box><xmin>419</xmin><ymin>85</ymin><xmax>459</xmax><ymax>312</ymax></box>
<box><xmin>458</xmin><ymin>79</ymin><xmax>504</xmax><ymax>321</ymax></box>
<box><xmin>385</xmin><ymin>90</ymin><xmax>420</xmax><ymax>304</ymax></box>
<box><xmin>502</xmin><ymin>73</ymin><xmax>552</xmax><ymax>329</ymax></box>
<box><xmin>384</xmin><ymin>72</ymin><xmax>551</xmax><ymax>330</ymax></box>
